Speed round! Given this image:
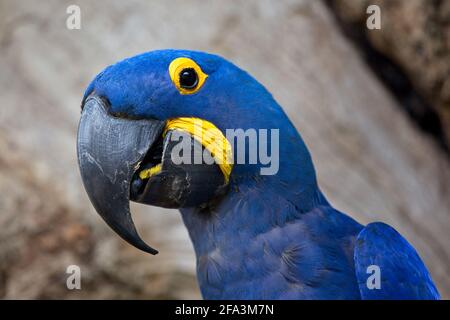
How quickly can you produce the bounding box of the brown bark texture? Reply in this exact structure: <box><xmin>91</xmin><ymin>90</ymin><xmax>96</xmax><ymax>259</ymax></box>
<box><xmin>331</xmin><ymin>0</ymin><xmax>450</xmax><ymax>147</ymax></box>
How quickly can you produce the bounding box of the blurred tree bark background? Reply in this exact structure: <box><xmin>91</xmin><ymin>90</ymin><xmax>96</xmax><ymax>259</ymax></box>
<box><xmin>0</xmin><ymin>0</ymin><xmax>449</xmax><ymax>299</ymax></box>
<box><xmin>329</xmin><ymin>0</ymin><xmax>450</xmax><ymax>150</ymax></box>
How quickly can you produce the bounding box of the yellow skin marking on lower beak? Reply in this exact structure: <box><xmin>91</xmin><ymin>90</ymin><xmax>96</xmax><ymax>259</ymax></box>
<box><xmin>139</xmin><ymin>163</ymin><xmax>162</xmax><ymax>180</ymax></box>
<box><xmin>138</xmin><ymin>118</ymin><xmax>233</xmax><ymax>184</ymax></box>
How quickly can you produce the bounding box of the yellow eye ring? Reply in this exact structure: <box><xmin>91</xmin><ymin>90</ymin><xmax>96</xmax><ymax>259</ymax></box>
<box><xmin>169</xmin><ymin>57</ymin><xmax>208</xmax><ymax>95</ymax></box>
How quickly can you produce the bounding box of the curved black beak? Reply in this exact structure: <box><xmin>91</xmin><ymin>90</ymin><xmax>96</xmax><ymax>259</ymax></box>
<box><xmin>77</xmin><ymin>95</ymin><xmax>164</xmax><ymax>255</ymax></box>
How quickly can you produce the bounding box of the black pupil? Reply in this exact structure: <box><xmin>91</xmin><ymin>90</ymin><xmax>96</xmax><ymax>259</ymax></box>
<box><xmin>179</xmin><ymin>68</ymin><xmax>198</xmax><ymax>89</ymax></box>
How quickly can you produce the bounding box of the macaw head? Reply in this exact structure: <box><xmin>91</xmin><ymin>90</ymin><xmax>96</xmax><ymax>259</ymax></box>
<box><xmin>77</xmin><ymin>49</ymin><xmax>317</xmax><ymax>254</ymax></box>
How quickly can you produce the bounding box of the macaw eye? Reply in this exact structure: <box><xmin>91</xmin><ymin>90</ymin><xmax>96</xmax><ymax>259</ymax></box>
<box><xmin>169</xmin><ymin>57</ymin><xmax>208</xmax><ymax>95</ymax></box>
<box><xmin>179</xmin><ymin>68</ymin><xmax>198</xmax><ymax>89</ymax></box>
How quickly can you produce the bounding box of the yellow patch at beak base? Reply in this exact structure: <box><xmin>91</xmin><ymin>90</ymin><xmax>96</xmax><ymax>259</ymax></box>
<box><xmin>138</xmin><ymin>118</ymin><xmax>233</xmax><ymax>184</ymax></box>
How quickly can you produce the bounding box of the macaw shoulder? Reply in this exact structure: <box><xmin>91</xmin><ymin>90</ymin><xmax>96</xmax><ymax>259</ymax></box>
<box><xmin>354</xmin><ymin>222</ymin><xmax>440</xmax><ymax>300</ymax></box>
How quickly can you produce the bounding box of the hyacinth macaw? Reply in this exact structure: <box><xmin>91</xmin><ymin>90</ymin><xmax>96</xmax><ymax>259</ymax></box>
<box><xmin>77</xmin><ymin>49</ymin><xmax>439</xmax><ymax>300</ymax></box>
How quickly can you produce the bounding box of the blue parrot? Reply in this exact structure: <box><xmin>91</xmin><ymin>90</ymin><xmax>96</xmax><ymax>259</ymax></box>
<box><xmin>77</xmin><ymin>49</ymin><xmax>440</xmax><ymax>300</ymax></box>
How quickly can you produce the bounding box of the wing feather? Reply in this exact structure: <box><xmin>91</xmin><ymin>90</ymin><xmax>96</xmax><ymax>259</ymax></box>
<box><xmin>354</xmin><ymin>222</ymin><xmax>439</xmax><ymax>300</ymax></box>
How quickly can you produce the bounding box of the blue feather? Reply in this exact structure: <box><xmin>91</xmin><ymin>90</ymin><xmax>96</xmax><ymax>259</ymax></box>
<box><xmin>355</xmin><ymin>222</ymin><xmax>440</xmax><ymax>299</ymax></box>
